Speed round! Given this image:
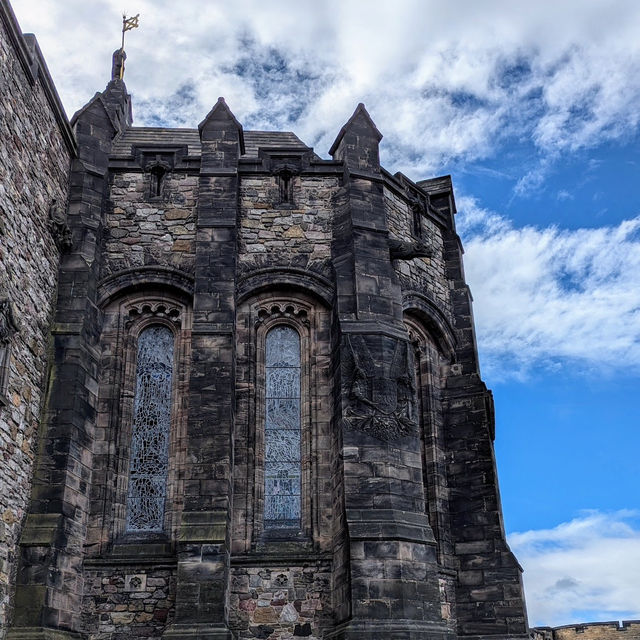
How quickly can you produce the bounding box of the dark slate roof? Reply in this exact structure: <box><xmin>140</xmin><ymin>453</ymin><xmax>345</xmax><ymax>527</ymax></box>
<box><xmin>110</xmin><ymin>127</ymin><xmax>310</xmax><ymax>157</ymax></box>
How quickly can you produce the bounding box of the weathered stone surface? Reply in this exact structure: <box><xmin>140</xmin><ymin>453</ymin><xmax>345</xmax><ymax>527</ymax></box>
<box><xmin>0</xmin><ymin>4</ymin><xmax>73</xmax><ymax>635</ymax></box>
<box><xmin>2</xmin><ymin>4</ymin><xmax>534</xmax><ymax>639</ymax></box>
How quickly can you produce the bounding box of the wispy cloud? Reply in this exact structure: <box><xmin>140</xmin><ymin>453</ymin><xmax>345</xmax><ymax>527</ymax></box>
<box><xmin>508</xmin><ymin>511</ymin><xmax>640</xmax><ymax>627</ymax></box>
<box><xmin>457</xmin><ymin>196</ymin><xmax>640</xmax><ymax>379</ymax></box>
<box><xmin>12</xmin><ymin>0</ymin><xmax>640</xmax><ymax>184</ymax></box>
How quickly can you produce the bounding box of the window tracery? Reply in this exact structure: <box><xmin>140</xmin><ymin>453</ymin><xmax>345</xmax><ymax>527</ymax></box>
<box><xmin>125</xmin><ymin>325</ymin><xmax>175</xmax><ymax>532</ymax></box>
<box><xmin>264</xmin><ymin>325</ymin><xmax>302</xmax><ymax>530</ymax></box>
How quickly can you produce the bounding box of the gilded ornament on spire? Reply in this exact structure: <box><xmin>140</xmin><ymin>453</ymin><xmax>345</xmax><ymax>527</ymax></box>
<box><xmin>112</xmin><ymin>12</ymin><xmax>140</xmax><ymax>80</ymax></box>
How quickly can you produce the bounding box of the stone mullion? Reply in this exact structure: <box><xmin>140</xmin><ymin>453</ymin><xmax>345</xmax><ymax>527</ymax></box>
<box><xmin>9</xmin><ymin>79</ymin><xmax>130</xmax><ymax>639</ymax></box>
<box><xmin>328</xmin><ymin>105</ymin><xmax>454</xmax><ymax>640</ymax></box>
<box><xmin>164</xmin><ymin>99</ymin><xmax>241</xmax><ymax>640</ymax></box>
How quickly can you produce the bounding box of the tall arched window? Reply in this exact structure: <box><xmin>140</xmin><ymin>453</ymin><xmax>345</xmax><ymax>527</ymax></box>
<box><xmin>126</xmin><ymin>325</ymin><xmax>175</xmax><ymax>533</ymax></box>
<box><xmin>264</xmin><ymin>325</ymin><xmax>301</xmax><ymax>531</ymax></box>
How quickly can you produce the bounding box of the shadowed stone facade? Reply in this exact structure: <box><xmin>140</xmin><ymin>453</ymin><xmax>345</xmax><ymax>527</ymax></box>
<box><xmin>1</xmin><ymin>4</ymin><xmax>532</xmax><ymax>639</ymax></box>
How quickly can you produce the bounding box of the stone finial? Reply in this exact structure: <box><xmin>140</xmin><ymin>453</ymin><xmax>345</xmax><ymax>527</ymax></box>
<box><xmin>329</xmin><ymin>103</ymin><xmax>383</xmax><ymax>170</ymax></box>
<box><xmin>49</xmin><ymin>199</ymin><xmax>73</xmax><ymax>252</ymax></box>
<box><xmin>111</xmin><ymin>48</ymin><xmax>126</xmax><ymax>80</ymax></box>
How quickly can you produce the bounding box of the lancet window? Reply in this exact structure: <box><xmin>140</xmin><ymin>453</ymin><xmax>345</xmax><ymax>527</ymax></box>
<box><xmin>264</xmin><ymin>325</ymin><xmax>302</xmax><ymax>530</ymax></box>
<box><xmin>126</xmin><ymin>325</ymin><xmax>175</xmax><ymax>532</ymax></box>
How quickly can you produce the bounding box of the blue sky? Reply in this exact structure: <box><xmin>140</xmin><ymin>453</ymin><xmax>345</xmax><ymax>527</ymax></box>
<box><xmin>11</xmin><ymin>0</ymin><xmax>640</xmax><ymax>627</ymax></box>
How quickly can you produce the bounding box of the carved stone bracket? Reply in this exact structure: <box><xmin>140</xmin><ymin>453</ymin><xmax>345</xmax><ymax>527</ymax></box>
<box><xmin>49</xmin><ymin>199</ymin><xmax>73</xmax><ymax>253</ymax></box>
<box><xmin>388</xmin><ymin>237</ymin><xmax>432</xmax><ymax>260</ymax></box>
<box><xmin>341</xmin><ymin>334</ymin><xmax>417</xmax><ymax>442</ymax></box>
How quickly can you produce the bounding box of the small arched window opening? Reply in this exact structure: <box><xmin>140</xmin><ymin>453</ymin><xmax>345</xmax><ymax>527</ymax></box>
<box><xmin>126</xmin><ymin>324</ymin><xmax>175</xmax><ymax>533</ymax></box>
<box><xmin>264</xmin><ymin>325</ymin><xmax>302</xmax><ymax>531</ymax></box>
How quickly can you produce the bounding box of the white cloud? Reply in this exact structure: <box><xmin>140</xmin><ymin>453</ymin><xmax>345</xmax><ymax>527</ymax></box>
<box><xmin>10</xmin><ymin>0</ymin><xmax>640</xmax><ymax>180</ymax></box>
<box><xmin>457</xmin><ymin>197</ymin><xmax>640</xmax><ymax>379</ymax></box>
<box><xmin>508</xmin><ymin>511</ymin><xmax>640</xmax><ymax>627</ymax></box>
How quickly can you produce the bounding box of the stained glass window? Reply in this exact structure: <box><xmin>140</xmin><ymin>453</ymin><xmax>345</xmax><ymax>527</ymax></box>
<box><xmin>126</xmin><ymin>325</ymin><xmax>174</xmax><ymax>532</ymax></box>
<box><xmin>264</xmin><ymin>326</ymin><xmax>301</xmax><ymax>530</ymax></box>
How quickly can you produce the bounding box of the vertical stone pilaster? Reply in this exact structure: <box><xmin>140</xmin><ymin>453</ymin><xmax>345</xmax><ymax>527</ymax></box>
<box><xmin>163</xmin><ymin>98</ymin><xmax>242</xmax><ymax>640</ymax></box>
<box><xmin>327</xmin><ymin>105</ymin><xmax>454</xmax><ymax>640</ymax></box>
<box><xmin>8</xmin><ymin>80</ymin><xmax>131</xmax><ymax>639</ymax></box>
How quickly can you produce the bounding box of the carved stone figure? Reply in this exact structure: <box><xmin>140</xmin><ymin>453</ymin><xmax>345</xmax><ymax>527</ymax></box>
<box><xmin>388</xmin><ymin>236</ymin><xmax>433</xmax><ymax>260</ymax></box>
<box><xmin>342</xmin><ymin>334</ymin><xmax>417</xmax><ymax>441</ymax></box>
<box><xmin>49</xmin><ymin>200</ymin><xmax>73</xmax><ymax>252</ymax></box>
<box><xmin>0</xmin><ymin>298</ymin><xmax>18</xmax><ymax>344</ymax></box>
<box><xmin>406</xmin><ymin>191</ymin><xmax>425</xmax><ymax>216</ymax></box>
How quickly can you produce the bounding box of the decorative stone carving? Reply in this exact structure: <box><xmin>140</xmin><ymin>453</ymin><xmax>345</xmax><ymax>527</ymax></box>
<box><xmin>0</xmin><ymin>297</ymin><xmax>18</xmax><ymax>344</ymax></box>
<box><xmin>125</xmin><ymin>302</ymin><xmax>182</xmax><ymax>328</ymax></box>
<box><xmin>0</xmin><ymin>297</ymin><xmax>18</xmax><ymax>402</ymax></box>
<box><xmin>255</xmin><ymin>302</ymin><xmax>308</xmax><ymax>327</ymax></box>
<box><xmin>342</xmin><ymin>335</ymin><xmax>417</xmax><ymax>442</ymax></box>
<box><xmin>389</xmin><ymin>237</ymin><xmax>433</xmax><ymax>260</ymax></box>
<box><xmin>49</xmin><ymin>199</ymin><xmax>72</xmax><ymax>252</ymax></box>
<box><xmin>406</xmin><ymin>190</ymin><xmax>425</xmax><ymax>216</ymax></box>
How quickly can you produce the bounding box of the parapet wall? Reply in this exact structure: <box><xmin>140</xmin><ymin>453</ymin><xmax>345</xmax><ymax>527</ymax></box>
<box><xmin>532</xmin><ymin>621</ymin><xmax>640</xmax><ymax>640</ymax></box>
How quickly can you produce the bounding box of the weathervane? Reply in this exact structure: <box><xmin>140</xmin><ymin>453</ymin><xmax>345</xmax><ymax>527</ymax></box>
<box><xmin>112</xmin><ymin>13</ymin><xmax>139</xmax><ymax>80</ymax></box>
<box><xmin>122</xmin><ymin>13</ymin><xmax>140</xmax><ymax>50</ymax></box>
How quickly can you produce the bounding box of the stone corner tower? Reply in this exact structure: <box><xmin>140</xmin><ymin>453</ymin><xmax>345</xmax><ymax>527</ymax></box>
<box><xmin>1</xmin><ymin>9</ymin><xmax>529</xmax><ymax>639</ymax></box>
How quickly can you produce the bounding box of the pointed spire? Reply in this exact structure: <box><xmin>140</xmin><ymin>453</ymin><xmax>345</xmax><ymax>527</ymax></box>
<box><xmin>329</xmin><ymin>103</ymin><xmax>383</xmax><ymax>171</ymax></box>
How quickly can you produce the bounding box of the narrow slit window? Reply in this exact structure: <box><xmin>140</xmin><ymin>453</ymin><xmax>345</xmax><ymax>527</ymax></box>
<box><xmin>413</xmin><ymin>204</ymin><xmax>423</xmax><ymax>240</ymax></box>
<box><xmin>126</xmin><ymin>325</ymin><xmax>174</xmax><ymax>532</ymax></box>
<box><xmin>278</xmin><ymin>171</ymin><xmax>293</xmax><ymax>204</ymax></box>
<box><xmin>150</xmin><ymin>166</ymin><xmax>165</xmax><ymax>198</ymax></box>
<box><xmin>264</xmin><ymin>326</ymin><xmax>301</xmax><ymax>530</ymax></box>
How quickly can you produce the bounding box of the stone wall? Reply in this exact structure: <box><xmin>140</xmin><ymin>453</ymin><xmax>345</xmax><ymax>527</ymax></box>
<box><xmin>103</xmin><ymin>171</ymin><xmax>198</xmax><ymax>278</ymax></box>
<box><xmin>384</xmin><ymin>186</ymin><xmax>451</xmax><ymax>316</ymax></box>
<box><xmin>229</xmin><ymin>563</ymin><xmax>332</xmax><ymax>640</ymax></box>
<box><xmin>0</xmin><ymin>4</ymin><xmax>73</xmax><ymax>635</ymax></box>
<box><xmin>532</xmin><ymin>621</ymin><xmax>640</xmax><ymax>640</ymax></box>
<box><xmin>83</xmin><ymin>564</ymin><xmax>176</xmax><ymax>639</ymax></box>
<box><xmin>238</xmin><ymin>175</ymin><xmax>337</xmax><ymax>277</ymax></box>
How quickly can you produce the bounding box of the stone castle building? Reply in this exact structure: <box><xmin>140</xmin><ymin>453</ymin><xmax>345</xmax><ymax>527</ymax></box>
<box><xmin>0</xmin><ymin>2</ymin><xmax>535</xmax><ymax>638</ymax></box>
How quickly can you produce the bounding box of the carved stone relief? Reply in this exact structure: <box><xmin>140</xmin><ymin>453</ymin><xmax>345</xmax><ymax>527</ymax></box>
<box><xmin>388</xmin><ymin>237</ymin><xmax>433</xmax><ymax>260</ymax></box>
<box><xmin>0</xmin><ymin>297</ymin><xmax>18</xmax><ymax>345</ymax></box>
<box><xmin>49</xmin><ymin>199</ymin><xmax>72</xmax><ymax>252</ymax></box>
<box><xmin>341</xmin><ymin>334</ymin><xmax>417</xmax><ymax>442</ymax></box>
<box><xmin>125</xmin><ymin>301</ymin><xmax>182</xmax><ymax>329</ymax></box>
<box><xmin>0</xmin><ymin>297</ymin><xmax>19</xmax><ymax>402</ymax></box>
